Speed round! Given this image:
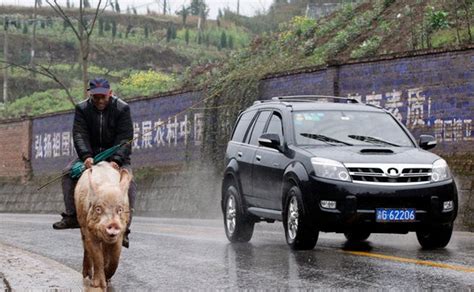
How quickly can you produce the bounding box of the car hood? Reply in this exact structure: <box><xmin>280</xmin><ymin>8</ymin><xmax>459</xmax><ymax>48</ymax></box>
<box><xmin>300</xmin><ymin>146</ymin><xmax>441</xmax><ymax>165</ymax></box>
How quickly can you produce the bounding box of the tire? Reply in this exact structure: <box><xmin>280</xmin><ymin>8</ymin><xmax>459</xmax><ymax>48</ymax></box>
<box><xmin>416</xmin><ymin>223</ymin><xmax>453</xmax><ymax>249</ymax></box>
<box><xmin>283</xmin><ymin>186</ymin><xmax>318</xmax><ymax>250</ymax></box>
<box><xmin>344</xmin><ymin>230</ymin><xmax>371</xmax><ymax>242</ymax></box>
<box><xmin>223</xmin><ymin>184</ymin><xmax>254</xmax><ymax>243</ymax></box>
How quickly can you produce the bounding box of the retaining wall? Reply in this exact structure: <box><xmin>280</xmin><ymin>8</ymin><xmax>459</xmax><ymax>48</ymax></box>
<box><xmin>0</xmin><ymin>48</ymin><xmax>472</xmax><ymax>230</ymax></box>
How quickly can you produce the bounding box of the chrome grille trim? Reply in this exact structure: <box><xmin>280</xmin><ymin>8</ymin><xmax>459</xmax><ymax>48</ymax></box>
<box><xmin>345</xmin><ymin>163</ymin><xmax>432</xmax><ymax>186</ymax></box>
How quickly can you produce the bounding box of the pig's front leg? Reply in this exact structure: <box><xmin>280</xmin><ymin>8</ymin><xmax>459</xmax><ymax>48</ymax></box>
<box><xmin>80</xmin><ymin>229</ymin><xmax>92</xmax><ymax>279</ymax></box>
<box><xmin>104</xmin><ymin>240</ymin><xmax>122</xmax><ymax>280</ymax></box>
<box><xmin>84</xmin><ymin>238</ymin><xmax>107</xmax><ymax>288</ymax></box>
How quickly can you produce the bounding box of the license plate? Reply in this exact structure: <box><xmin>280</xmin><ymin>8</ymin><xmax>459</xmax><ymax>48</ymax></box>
<box><xmin>376</xmin><ymin>208</ymin><xmax>415</xmax><ymax>222</ymax></box>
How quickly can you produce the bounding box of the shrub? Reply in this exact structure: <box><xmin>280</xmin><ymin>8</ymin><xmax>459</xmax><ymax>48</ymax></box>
<box><xmin>116</xmin><ymin>70</ymin><xmax>176</xmax><ymax>98</ymax></box>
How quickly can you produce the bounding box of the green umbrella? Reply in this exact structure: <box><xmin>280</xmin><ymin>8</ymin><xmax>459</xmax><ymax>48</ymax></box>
<box><xmin>70</xmin><ymin>143</ymin><xmax>125</xmax><ymax>178</ymax></box>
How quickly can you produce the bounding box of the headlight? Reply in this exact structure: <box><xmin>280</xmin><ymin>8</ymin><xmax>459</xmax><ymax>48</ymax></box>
<box><xmin>311</xmin><ymin>157</ymin><xmax>351</xmax><ymax>182</ymax></box>
<box><xmin>431</xmin><ymin>159</ymin><xmax>451</xmax><ymax>182</ymax></box>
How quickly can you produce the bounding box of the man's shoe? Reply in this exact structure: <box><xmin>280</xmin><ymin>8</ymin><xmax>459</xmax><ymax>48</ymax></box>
<box><xmin>122</xmin><ymin>229</ymin><xmax>130</xmax><ymax>248</ymax></box>
<box><xmin>52</xmin><ymin>213</ymin><xmax>80</xmax><ymax>230</ymax></box>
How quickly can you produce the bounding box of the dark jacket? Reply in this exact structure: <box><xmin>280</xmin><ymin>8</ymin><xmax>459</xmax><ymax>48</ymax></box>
<box><xmin>73</xmin><ymin>96</ymin><xmax>133</xmax><ymax>166</ymax></box>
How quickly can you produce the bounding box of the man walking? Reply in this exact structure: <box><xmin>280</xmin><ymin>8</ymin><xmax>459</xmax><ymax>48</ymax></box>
<box><xmin>52</xmin><ymin>77</ymin><xmax>136</xmax><ymax>248</ymax></box>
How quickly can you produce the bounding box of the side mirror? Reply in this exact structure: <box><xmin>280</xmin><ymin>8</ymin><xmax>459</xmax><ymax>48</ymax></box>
<box><xmin>258</xmin><ymin>133</ymin><xmax>282</xmax><ymax>151</ymax></box>
<box><xmin>419</xmin><ymin>135</ymin><xmax>437</xmax><ymax>150</ymax></box>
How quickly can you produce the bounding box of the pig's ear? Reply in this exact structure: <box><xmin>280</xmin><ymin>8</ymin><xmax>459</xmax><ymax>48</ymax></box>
<box><xmin>87</xmin><ymin>169</ymin><xmax>100</xmax><ymax>194</ymax></box>
<box><xmin>119</xmin><ymin>168</ymin><xmax>132</xmax><ymax>193</ymax></box>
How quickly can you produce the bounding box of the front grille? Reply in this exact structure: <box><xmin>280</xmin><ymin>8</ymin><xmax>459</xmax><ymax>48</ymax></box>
<box><xmin>345</xmin><ymin>164</ymin><xmax>432</xmax><ymax>186</ymax></box>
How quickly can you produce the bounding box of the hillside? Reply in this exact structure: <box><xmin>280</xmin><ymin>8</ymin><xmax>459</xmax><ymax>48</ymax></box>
<box><xmin>0</xmin><ymin>5</ymin><xmax>252</xmax><ymax>117</ymax></box>
<box><xmin>1</xmin><ymin>0</ymin><xmax>472</xmax><ymax>119</ymax></box>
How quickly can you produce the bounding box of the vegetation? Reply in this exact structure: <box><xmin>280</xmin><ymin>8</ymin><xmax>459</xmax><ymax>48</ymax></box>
<box><xmin>1</xmin><ymin>0</ymin><xmax>473</xmax><ymax>125</ymax></box>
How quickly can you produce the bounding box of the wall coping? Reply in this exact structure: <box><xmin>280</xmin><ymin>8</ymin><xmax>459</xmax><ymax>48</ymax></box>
<box><xmin>261</xmin><ymin>44</ymin><xmax>474</xmax><ymax>80</ymax></box>
<box><xmin>0</xmin><ymin>87</ymin><xmax>201</xmax><ymax>123</ymax></box>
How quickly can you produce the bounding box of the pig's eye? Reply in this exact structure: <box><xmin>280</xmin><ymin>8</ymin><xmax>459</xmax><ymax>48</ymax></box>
<box><xmin>117</xmin><ymin>207</ymin><xmax>123</xmax><ymax>214</ymax></box>
<box><xmin>95</xmin><ymin>207</ymin><xmax>102</xmax><ymax>214</ymax></box>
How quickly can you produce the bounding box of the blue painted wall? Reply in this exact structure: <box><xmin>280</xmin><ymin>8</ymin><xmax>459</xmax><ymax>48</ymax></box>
<box><xmin>31</xmin><ymin>91</ymin><xmax>203</xmax><ymax>175</ymax></box>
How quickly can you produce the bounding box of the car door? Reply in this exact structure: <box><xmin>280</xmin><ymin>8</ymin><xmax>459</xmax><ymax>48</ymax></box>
<box><xmin>253</xmin><ymin>111</ymin><xmax>287</xmax><ymax>210</ymax></box>
<box><xmin>228</xmin><ymin>110</ymin><xmax>257</xmax><ymax>197</ymax></box>
<box><xmin>242</xmin><ymin>110</ymin><xmax>271</xmax><ymax>207</ymax></box>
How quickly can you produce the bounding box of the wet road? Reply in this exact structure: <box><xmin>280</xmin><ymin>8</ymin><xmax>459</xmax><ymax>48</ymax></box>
<box><xmin>0</xmin><ymin>213</ymin><xmax>473</xmax><ymax>289</ymax></box>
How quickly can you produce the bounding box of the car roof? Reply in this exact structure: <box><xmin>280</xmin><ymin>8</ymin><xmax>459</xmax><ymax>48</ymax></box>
<box><xmin>247</xmin><ymin>99</ymin><xmax>384</xmax><ymax>113</ymax></box>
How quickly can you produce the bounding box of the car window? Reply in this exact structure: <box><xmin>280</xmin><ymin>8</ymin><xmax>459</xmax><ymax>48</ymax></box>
<box><xmin>265</xmin><ymin>113</ymin><xmax>284</xmax><ymax>146</ymax></box>
<box><xmin>248</xmin><ymin>111</ymin><xmax>271</xmax><ymax>146</ymax></box>
<box><xmin>231</xmin><ymin>111</ymin><xmax>256</xmax><ymax>143</ymax></box>
<box><xmin>293</xmin><ymin>110</ymin><xmax>414</xmax><ymax>147</ymax></box>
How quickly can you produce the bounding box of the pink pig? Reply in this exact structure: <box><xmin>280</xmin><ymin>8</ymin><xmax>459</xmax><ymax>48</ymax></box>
<box><xmin>74</xmin><ymin>162</ymin><xmax>131</xmax><ymax>288</ymax></box>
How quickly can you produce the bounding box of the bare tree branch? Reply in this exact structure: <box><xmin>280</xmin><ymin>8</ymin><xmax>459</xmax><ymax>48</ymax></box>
<box><xmin>45</xmin><ymin>0</ymin><xmax>81</xmax><ymax>40</ymax></box>
<box><xmin>88</xmin><ymin>0</ymin><xmax>105</xmax><ymax>37</ymax></box>
<box><xmin>0</xmin><ymin>60</ymin><xmax>76</xmax><ymax>106</ymax></box>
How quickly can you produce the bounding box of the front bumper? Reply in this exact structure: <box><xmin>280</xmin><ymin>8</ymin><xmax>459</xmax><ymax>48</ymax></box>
<box><xmin>304</xmin><ymin>176</ymin><xmax>458</xmax><ymax>233</ymax></box>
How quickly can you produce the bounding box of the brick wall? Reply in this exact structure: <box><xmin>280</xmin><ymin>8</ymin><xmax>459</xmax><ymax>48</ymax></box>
<box><xmin>0</xmin><ymin>118</ymin><xmax>31</xmax><ymax>180</ymax></box>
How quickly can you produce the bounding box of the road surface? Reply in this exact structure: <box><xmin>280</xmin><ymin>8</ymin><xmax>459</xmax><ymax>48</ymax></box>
<box><xmin>0</xmin><ymin>213</ymin><xmax>472</xmax><ymax>289</ymax></box>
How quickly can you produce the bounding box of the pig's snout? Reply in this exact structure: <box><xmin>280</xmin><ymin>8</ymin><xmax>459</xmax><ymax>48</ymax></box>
<box><xmin>106</xmin><ymin>222</ymin><xmax>122</xmax><ymax>237</ymax></box>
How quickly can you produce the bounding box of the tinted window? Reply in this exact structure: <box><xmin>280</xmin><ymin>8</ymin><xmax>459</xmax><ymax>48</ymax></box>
<box><xmin>293</xmin><ymin>110</ymin><xmax>414</xmax><ymax>147</ymax></box>
<box><xmin>232</xmin><ymin>111</ymin><xmax>256</xmax><ymax>142</ymax></box>
<box><xmin>249</xmin><ymin>111</ymin><xmax>271</xmax><ymax>146</ymax></box>
<box><xmin>265</xmin><ymin>113</ymin><xmax>284</xmax><ymax>146</ymax></box>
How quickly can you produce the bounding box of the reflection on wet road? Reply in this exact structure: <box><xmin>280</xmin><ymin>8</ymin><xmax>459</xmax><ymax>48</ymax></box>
<box><xmin>0</xmin><ymin>214</ymin><xmax>472</xmax><ymax>289</ymax></box>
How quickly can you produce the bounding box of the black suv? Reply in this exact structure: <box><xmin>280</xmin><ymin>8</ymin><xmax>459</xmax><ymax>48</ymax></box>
<box><xmin>221</xmin><ymin>96</ymin><xmax>458</xmax><ymax>250</ymax></box>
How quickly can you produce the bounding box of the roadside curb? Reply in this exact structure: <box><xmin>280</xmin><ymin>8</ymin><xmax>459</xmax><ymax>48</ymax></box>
<box><xmin>0</xmin><ymin>242</ymin><xmax>83</xmax><ymax>290</ymax></box>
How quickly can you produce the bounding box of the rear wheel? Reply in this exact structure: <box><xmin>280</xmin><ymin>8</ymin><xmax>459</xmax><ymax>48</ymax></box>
<box><xmin>283</xmin><ymin>186</ymin><xmax>318</xmax><ymax>250</ymax></box>
<box><xmin>416</xmin><ymin>223</ymin><xmax>453</xmax><ymax>249</ymax></box>
<box><xmin>344</xmin><ymin>230</ymin><xmax>371</xmax><ymax>242</ymax></box>
<box><xmin>223</xmin><ymin>184</ymin><xmax>254</xmax><ymax>243</ymax></box>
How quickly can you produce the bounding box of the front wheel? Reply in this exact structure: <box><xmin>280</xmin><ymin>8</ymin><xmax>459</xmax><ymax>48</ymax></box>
<box><xmin>223</xmin><ymin>184</ymin><xmax>254</xmax><ymax>243</ymax></box>
<box><xmin>416</xmin><ymin>223</ymin><xmax>453</xmax><ymax>249</ymax></box>
<box><xmin>283</xmin><ymin>186</ymin><xmax>318</xmax><ymax>250</ymax></box>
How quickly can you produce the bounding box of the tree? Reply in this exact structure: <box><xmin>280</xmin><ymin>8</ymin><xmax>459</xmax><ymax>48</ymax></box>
<box><xmin>111</xmin><ymin>20</ymin><xmax>117</xmax><ymax>40</ymax></box>
<box><xmin>185</xmin><ymin>28</ymin><xmax>189</xmax><ymax>44</ymax></box>
<box><xmin>46</xmin><ymin>0</ymin><xmax>108</xmax><ymax>97</ymax></box>
<box><xmin>189</xmin><ymin>0</ymin><xmax>207</xmax><ymax>16</ymax></box>
<box><xmin>98</xmin><ymin>18</ymin><xmax>104</xmax><ymax>36</ymax></box>
<box><xmin>228</xmin><ymin>34</ymin><xmax>234</xmax><ymax>49</ymax></box>
<box><xmin>84</xmin><ymin>0</ymin><xmax>91</xmax><ymax>9</ymax></box>
<box><xmin>22</xmin><ymin>22</ymin><xmax>28</xmax><ymax>34</ymax></box>
<box><xmin>104</xmin><ymin>19</ymin><xmax>111</xmax><ymax>31</ymax></box>
<box><xmin>115</xmin><ymin>0</ymin><xmax>121</xmax><ymax>13</ymax></box>
<box><xmin>220</xmin><ymin>31</ymin><xmax>227</xmax><ymax>49</ymax></box>
<box><xmin>125</xmin><ymin>24</ymin><xmax>132</xmax><ymax>38</ymax></box>
<box><xmin>144</xmin><ymin>25</ymin><xmax>149</xmax><ymax>38</ymax></box>
<box><xmin>166</xmin><ymin>26</ymin><xmax>172</xmax><ymax>42</ymax></box>
<box><xmin>176</xmin><ymin>5</ymin><xmax>189</xmax><ymax>26</ymax></box>
<box><xmin>132</xmin><ymin>7</ymin><xmax>137</xmax><ymax>15</ymax></box>
<box><xmin>66</xmin><ymin>0</ymin><xmax>70</xmax><ymax>8</ymax></box>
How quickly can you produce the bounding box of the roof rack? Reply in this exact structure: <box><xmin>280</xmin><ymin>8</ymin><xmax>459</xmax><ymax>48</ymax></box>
<box><xmin>272</xmin><ymin>95</ymin><xmax>361</xmax><ymax>104</ymax></box>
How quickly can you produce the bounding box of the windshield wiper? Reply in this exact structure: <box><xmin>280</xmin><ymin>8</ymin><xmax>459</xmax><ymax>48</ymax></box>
<box><xmin>300</xmin><ymin>133</ymin><xmax>353</xmax><ymax>146</ymax></box>
<box><xmin>348</xmin><ymin>135</ymin><xmax>401</xmax><ymax>147</ymax></box>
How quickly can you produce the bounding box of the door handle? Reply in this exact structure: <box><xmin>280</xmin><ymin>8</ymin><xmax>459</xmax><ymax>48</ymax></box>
<box><xmin>237</xmin><ymin>151</ymin><xmax>243</xmax><ymax>158</ymax></box>
<box><xmin>255</xmin><ymin>155</ymin><xmax>262</xmax><ymax>162</ymax></box>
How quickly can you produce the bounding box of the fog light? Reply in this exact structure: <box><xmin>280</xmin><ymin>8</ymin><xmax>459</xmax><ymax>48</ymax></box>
<box><xmin>443</xmin><ymin>200</ymin><xmax>454</xmax><ymax>212</ymax></box>
<box><xmin>321</xmin><ymin>200</ymin><xmax>336</xmax><ymax>209</ymax></box>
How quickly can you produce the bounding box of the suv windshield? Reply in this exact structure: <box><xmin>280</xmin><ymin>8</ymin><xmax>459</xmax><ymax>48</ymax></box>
<box><xmin>293</xmin><ymin>110</ymin><xmax>414</xmax><ymax>147</ymax></box>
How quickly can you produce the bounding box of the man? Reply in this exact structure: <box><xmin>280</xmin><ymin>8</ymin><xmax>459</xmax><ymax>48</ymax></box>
<box><xmin>52</xmin><ymin>77</ymin><xmax>136</xmax><ymax>248</ymax></box>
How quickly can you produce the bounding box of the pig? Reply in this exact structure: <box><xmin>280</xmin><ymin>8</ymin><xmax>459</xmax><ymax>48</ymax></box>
<box><xmin>74</xmin><ymin>161</ymin><xmax>131</xmax><ymax>288</ymax></box>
